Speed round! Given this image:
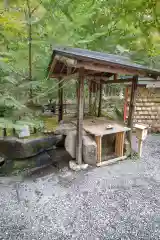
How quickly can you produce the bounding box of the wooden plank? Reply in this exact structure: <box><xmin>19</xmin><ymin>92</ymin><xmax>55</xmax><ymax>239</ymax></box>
<box><xmin>87</xmin><ymin>76</ymin><xmax>108</xmax><ymax>81</ymax></box>
<box><xmin>115</xmin><ymin>132</ymin><xmax>125</xmax><ymax>157</ymax></box>
<box><xmin>119</xmin><ymin>132</ymin><xmax>122</xmax><ymax>156</ymax></box>
<box><xmin>95</xmin><ymin>136</ymin><xmax>102</xmax><ymax>164</ymax></box>
<box><xmin>76</xmin><ymin>61</ymin><xmax>146</xmax><ymax>77</ymax></box>
<box><xmin>97</xmin><ymin>156</ymin><xmax>127</xmax><ymax>167</ymax></box>
<box><xmin>58</xmin><ymin>78</ymin><xmax>63</xmax><ymax>122</ymax></box>
<box><xmin>82</xmin><ymin>123</ymin><xmax>130</xmax><ymax>136</ymax></box>
<box><xmin>115</xmin><ymin>132</ymin><xmax>119</xmax><ymax>156</ymax></box>
<box><xmin>120</xmin><ymin>132</ymin><xmax>125</xmax><ymax>157</ymax></box>
<box><xmin>56</xmin><ymin>57</ymin><xmax>146</xmax><ymax>76</ymax></box>
<box><xmin>115</xmin><ymin>133</ymin><xmax>118</xmax><ymax>155</ymax></box>
<box><xmin>76</xmin><ymin>67</ymin><xmax>84</xmax><ymax>165</ymax></box>
<box><xmin>101</xmin><ymin>79</ymin><xmax>133</xmax><ymax>84</ymax></box>
<box><xmin>98</xmin><ymin>82</ymin><xmax>102</xmax><ymax>117</ymax></box>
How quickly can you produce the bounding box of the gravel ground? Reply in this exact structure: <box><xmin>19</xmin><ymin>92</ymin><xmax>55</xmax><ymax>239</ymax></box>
<box><xmin>0</xmin><ymin>134</ymin><xmax>160</xmax><ymax>240</ymax></box>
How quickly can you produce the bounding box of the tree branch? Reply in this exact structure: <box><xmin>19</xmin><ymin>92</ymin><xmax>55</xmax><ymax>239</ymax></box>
<box><xmin>31</xmin><ymin>0</ymin><xmax>43</xmax><ymax>14</ymax></box>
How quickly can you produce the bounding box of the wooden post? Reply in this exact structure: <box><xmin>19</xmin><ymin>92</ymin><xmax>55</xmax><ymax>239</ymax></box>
<box><xmin>98</xmin><ymin>82</ymin><xmax>102</xmax><ymax>117</ymax></box>
<box><xmin>127</xmin><ymin>75</ymin><xmax>138</xmax><ymax>154</ymax></box>
<box><xmin>58</xmin><ymin>78</ymin><xmax>63</xmax><ymax>122</ymax></box>
<box><xmin>93</xmin><ymin>83</ymin><xmax>98</xmax><ymax>116</ymax></box>
<box><xmin>76</xmin><ymin>68</ymin><xmax>84</xmax><ymax>165</ymax></box>
<box><xmin>138</xmin><ymin>139</ymin><xmax>143</xmax><ymax>157</ymax></box>
<box><xmin>89</xmin><ymin>82</ymin><xmax>92</xmax><ymax>115</ymax></box>
<box><xmin>3</xmin><ymin>128</ymin><xmax>7</xmax><ymax>137</ymax></box>
<box><xmin>128</xmin><ymin>76</ymin><xmax>138</xmax><ymax>127</ymax></box>
<box><xmin>123</xmin><ymin>87</ymin><xmax>128</xmax><ymax>122</ymax></box>
<box><xmin>114</xmin><ymin>74</ymin><xmax>118</xmax><ymax>81</ymax></box>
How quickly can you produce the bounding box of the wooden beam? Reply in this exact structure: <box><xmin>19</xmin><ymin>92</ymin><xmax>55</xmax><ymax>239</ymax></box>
<box><xmin>102</xmin><ymin>79</ymin><xmax>133</xmax><ymax>84</ymax></box>
<box><xmin>127</xmin><ymin>75</ymin><xmax>138</xmax><ymax>154</ymax></box>
<box><xmin>76</xmin><ymin>61</ymin><xmax>146</xmax><ymax>77</ymax></box>
<box><xmin>50</xmin><ymin>72</ymin><xmax>78</xmax><ymax>80</ymax></box>
<box><xmin>86</xmin><ymin>76</ymin><xmax>109</xmax><ymax>81</ymax></box>
<box><xmin>98</xmin><ymin>82</ymin><xmax>103</xmax><ymax>117</ymax></box>
<box><xmin>53</xmin><ymin>58</ymin><xmax>146</xmax><ymax>76</ymax></box>
<box><xmin>87</xmin><ymin>78</ymin><xmax>132</xmax><ymax>84</ymax></box>
<box><xmin>97</xmin><ymin>156</ymin><xmax>127</xmax><ymax>167</ymax></box>
<box><xmin>127</xmin><ymin>76</ymin><xmax>138</xmax><ymax>127</ymax></box>
<box><xmin>58</xmin><ymin>78</ymin><xmax>63</xmax><ymax>122</ymax></box>
<box><xmin>76</xmin><ymin>67</ymin><xmax>84</xmax><ymax>165</ymax></box>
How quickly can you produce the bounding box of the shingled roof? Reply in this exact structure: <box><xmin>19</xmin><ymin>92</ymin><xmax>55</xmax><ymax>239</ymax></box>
<box><xmin>48</xmin><ymin>46</ymin><xmax>160</xmax><ymax>80</ymax></box>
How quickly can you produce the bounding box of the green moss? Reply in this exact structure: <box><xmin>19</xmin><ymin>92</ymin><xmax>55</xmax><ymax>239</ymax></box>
<box><xmin>13</xmin><ymin>159</ymin><xmax>35</xmax><ymax>170</ymax></box>
<box><xmin>42</xmin><ymin>116</ymin><xmax>58</xmax><ymax>131</ymax></box>
<box><xmin>0</xmin><ymin>158</ymin><xmax>37</xmax><ymax>176</ymax></box>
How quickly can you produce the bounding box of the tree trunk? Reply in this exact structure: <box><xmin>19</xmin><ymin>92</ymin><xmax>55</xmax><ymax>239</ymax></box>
<box><xmin>26</xmin><ymin>0</ymin><xmax>32</xmax><ymax>99</ymax></box>
<box><xmin>3</xmin><ymin>128</ymin><xmax>7</xmax><ymax>137</ymax></box>
<box><xmin>4</xmin><ymin>0</ymin><xmax>9</xmax><ymax>9</ymax></box>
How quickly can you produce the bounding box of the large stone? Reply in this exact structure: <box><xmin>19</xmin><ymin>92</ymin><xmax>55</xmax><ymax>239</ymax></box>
<box><xmin>65</xmin><ymin>130</ymin><xmax>76</xmax><ymax>158</ymax></box>
<box><xmin>0</xmin><ymin>135</ymin><xmax>62</xmax><ymax>159</ymax></box>
<box><xmin>83</xmin><ymin>135</ymin><xmax>97</xmax><ymax>165</ymax></box>
<box><xmin>55</xmin><ymin>123</ymin><xmax>76</xmax><ymax>136</ymax></box>
<box><xmin>55</xmin><ymin>135</ymin><xmax>66</xmax><ymax>148</ymax></box>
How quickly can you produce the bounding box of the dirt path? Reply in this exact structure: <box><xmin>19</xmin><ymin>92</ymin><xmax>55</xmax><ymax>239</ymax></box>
<box><xmin>0</xmin><ymin>135</ymin><xmax>160</xmax><ymax>240</ymax></box>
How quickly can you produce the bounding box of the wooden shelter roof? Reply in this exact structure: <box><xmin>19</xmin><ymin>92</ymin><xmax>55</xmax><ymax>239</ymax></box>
<box><xmin>48</xmin><ymin>46</ymin><xmax>160</xmax><ymax>80</ymax></box>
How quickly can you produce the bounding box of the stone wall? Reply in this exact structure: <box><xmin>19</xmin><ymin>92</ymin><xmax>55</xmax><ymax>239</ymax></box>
<box><xmin>127</xmin><ymin>87</ymin><xmax>160</xmax><ymax>133</ymax></box>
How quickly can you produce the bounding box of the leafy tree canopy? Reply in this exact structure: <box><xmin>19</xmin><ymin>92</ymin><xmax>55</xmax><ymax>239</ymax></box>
<box><xmin>0</xmin><ymin>0</ymin><xmax>159</xmax><ymax>130</ymax></box>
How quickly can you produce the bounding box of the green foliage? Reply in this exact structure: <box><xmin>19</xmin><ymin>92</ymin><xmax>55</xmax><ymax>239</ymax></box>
<box><xmin>0</xmin><ymin>0</ymin><xmax>159</xmax><ymax>133</ymax></box>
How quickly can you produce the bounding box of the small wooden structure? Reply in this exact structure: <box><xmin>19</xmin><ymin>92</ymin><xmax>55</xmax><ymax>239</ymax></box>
<box><xmin>48</xmin><ymin>47</ymin><xmax>160</xmax><ymax>165</ymax></box>
<box><xmin>124</xmin><ymin>77</ymin><xmax>160</xmax><ymax>132</ymax></box>
<box><xmin>135</xmin><ymin>123</ymin><xmax>148</xmax><ymax>157</ymax></box>
<box><xmin>72</xmin><ymin>118</ymin><xmax>130</xmax><ymax>166</ymax></box>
